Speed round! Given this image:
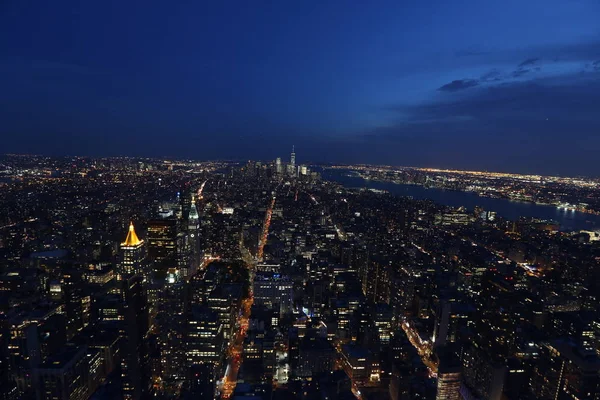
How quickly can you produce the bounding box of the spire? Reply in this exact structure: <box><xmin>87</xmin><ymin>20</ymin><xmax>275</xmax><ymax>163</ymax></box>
<box><xmin>122</xmin><ymin>222</ymin><xmax>142</xmax><ymax>246</ymax></box>
<box><xmin>290</xmin><ymin>145</ymin><xmax>296</xmax><ymax>166</ymax></box>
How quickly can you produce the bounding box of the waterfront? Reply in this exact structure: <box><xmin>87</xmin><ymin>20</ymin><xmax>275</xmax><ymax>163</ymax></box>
<box><xmin>322</xmin><ymin>168</ymin><xmax>600</xmax><ymax>231</ymax></box>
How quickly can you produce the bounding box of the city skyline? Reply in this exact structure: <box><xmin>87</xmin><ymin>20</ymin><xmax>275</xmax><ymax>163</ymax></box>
<box><xmin>2</xmin><ymin>2</ymin><xmax>600</xmax><ymax>398</ymax></box>
<box><xmin>1</xmin><ymin>1</ymin><xmax>600</xmax><ymax>175</ymax></box>
<box><xmin>0</xmin><ymin>154</ymin><xmax>599</xmax><ymax>399</ymax></box>
<box><xmin>4</xmin><ymin>149</ymin><xmax>600</xmax><ymax>179</ymax></box>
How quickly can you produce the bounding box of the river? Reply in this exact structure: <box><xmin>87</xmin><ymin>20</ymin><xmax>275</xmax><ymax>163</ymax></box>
<box><xmin>321</xmin><ymin>168</ymin><xmax>600</xmax><ymax>231</ymax></box>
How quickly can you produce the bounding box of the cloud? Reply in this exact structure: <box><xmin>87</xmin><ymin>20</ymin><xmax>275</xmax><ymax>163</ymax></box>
<box><xmin>424</xmin><ymin>76</ymin><xmax>600</xmax><ymax>125</ymax></box>
<box><xmin>438</xmin><ymin>79</ymin><xmax>479</xmax><ymax>92</ymax></box>
<box><xmin>480</xmin><ymin>69</ymin><xmax>502</xmax><ymax>82</ymax></box>
<box><xmin>510</xmin><ymin>57</ymin><xmax>543</xmax><ymax>78</ymax></box>
<box><xmin>512</xmin><ymin>68</ymin><xmax>531</xmax><ymax>77</ymax></box>
<box><xmin>352</xmin><ymin>72</ymin><xmax>600</xmax><ymax>175</ymax></box>
<box><xmin>518</xmin><ymin>57</ymin><xmax>540</xmax><ymax>67</ymax></box>
<box><xmin>438</xmin><ymin>49</ymin><xmax>600</xmax><ymax>94</ymax></box>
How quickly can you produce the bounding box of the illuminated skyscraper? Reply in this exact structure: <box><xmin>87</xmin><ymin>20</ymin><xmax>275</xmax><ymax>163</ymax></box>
<box><xmin>188</xmin><ymin>195</ymin><xmax>199</xmax><ymax>231</ymax></box>
<box><xmin>436</xmin><ymin>354</ymin><xmax>462</xmax><ymax>400</ymax></box>
<box><xmin>275</xmin><ymin>157</ymin><xmax>282</xmax><ymax>174</ymax></box>
<box><xmin>119</xmin><ymin>222</ymin><xmax>145</xmax><ymax>278</ymax></box>
<box><xmin>186</xmin><ymin>305</ymin><xmax>223</xmax><ymax>366</ymax></box>
<box><xmin>147</xmin><ymin>217</ymin><xmax>178</xmax><ymax>277</ymax></box>
<box><xmin>158</xmin><ymin>270</ymin><xmax>186</xmax><ymax>383</ymax></box>
<box><xmin>288</xmin><ymin>146</ymin><xmax>296</xmax><ymax>176</ymax></box>
<box><xmin>186</xmin><ymin>195</ymin><xmax>201</xmax><ymax>276</ymax></box>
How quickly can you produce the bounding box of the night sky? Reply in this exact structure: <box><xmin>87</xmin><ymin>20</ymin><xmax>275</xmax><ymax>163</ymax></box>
<box><xmin>1</xmin><ymin>1</ymin><xmax>599</xmax><ymax>175</ymax></box>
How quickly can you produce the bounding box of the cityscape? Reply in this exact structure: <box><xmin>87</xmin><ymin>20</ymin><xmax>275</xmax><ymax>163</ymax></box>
<box><xmin>329</xmin><ymin>165</ymin><xmax>600</xmax><ymax>214</ymax></box>
<box><xmin>0</xmin><ymin>149</ymin><xmax>599</xmax><ymax>399</ymax></box>
<box><xmin>2</xmin><ymin>1</ymin><xmax>600</xmax><ymax>399</ymax></box>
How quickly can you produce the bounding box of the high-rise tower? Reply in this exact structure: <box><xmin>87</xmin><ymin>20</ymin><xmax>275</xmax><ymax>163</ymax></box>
<box><xmin>119</xmin><ymin>222</ymin><xmax>145</xmax><ymax>279</ymax></box>
<box><xmin>147</xmin><ymin>217</ymin><xmax>178</xmax><ymax>278</ymax></box>
<box><xmin>120</xmin><ymin>274</ymin><xmax>151</xmax><ymax>400</ymax></box>
<box><xmin>188</xmin><ymin>195</ymin><xmax>199</xmax><ymax>232</ymax></box>
<box><xmin>288</xmin><ymin>146</ymin><xmax>296</xmax><ymax>177</ymax></box>
<box><xmin>187</xmin><ymin>194</ymin><xmax>201</xmax><ymax>276</ymax></box>
<box><xmin>436</xmin><ymin>356</ymin><xmax>462</xmax><ymax>400</ymax></box>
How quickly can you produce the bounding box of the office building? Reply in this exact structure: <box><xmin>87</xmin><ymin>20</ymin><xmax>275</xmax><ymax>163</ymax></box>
<box><xmin>296</xmin><ymin>334</ymin><xmax>335</xmax><ymax>378</ymax></box>
<box><xmin>6</xmin><ymin>307</ymin><xmax>67</xmax><ymax>396</ymax></box>
<box><xmin>436</xmin><ymin>349</ymin><xmax>462</xmax><ymax>400</ymax></box>
<box><xmin>119</xmin><ymin>222</ymin><xmax>145</xmax><ymax>278</ymax></box>
<box><xmin>530</xmin><ymin>340</ymin><xmax>600</xmax><ymax>400</ymax></box>
<box><xmin>120</xmin><ymin>275</ymin><xmax>151</xmax><ymax>400</ymax></box>
<box><xmin>187</xmin><ymin>363</ymin><xmax>217</xmax><ymax>399</ymax></box>
<box><xmin>340</xmin><ymin>344</ymin><xmax>380</xmax><ymax>387</ymax></box>
<box><xmin>186</xmin><ymin>305</ymin><xmax>223</xmax><ymax>366</ymax></box>
<box><xmin>186</xmin><ymin>195</ymin><xmax>201</xmax><ymax>276</ymax></box>
<box><xmin>461</xmin><ymin>343</ymin><xmax>505</xmax><ymax>400</ymax></box>
<box><xmin>147</xmin><ymin>217</ymin><xmax>177</xmax><ymax>277</ymax></box>
<box><xmin>253</xmin><ymin>272</ymin><xmax>293</xmax><ymax>316</ymax></box>
<box><xmin>33</xmin><ymin>345</ymin><xmax>103</xmax><ymax>400</ymax></box>
<box><xmin>433</xmin><ymin>300</ymin><xmax>473</xmax><ymax>348</ymax></box>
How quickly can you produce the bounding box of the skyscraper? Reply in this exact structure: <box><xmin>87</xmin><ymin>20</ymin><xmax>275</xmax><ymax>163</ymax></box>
<box><xmin>186</xmin><ymin>195</ymin><xmax>201</xmax><ymax>276</ymax></box>
<box><xmin>186</xmin><ymin>305</ymin><xmax>223</xmax><ymax>367</ymax></box>
<box><xmin>436</xmin><ymin>349</ymin><xmax>462</xmax><ymax>400</ymax></box>
<box><xmin>275</xmin><ymin>157</ymin><xmax>282</xmax><ymax>174</ymax></box>
<box><xmin>188</xmin><ymin>195</ymin><xmax>199</xmax><ymax>232</ymax></box>
<box><xmin>120</xmin><ymin>275</ymin><xmax>151</xmax><ymax>400</ymax></box>
<box><xmin>288</xmin><ymin>146</ymin><xmax>296</xmax><ymax>177</ymax></box>
<box><xmin>119</xmin><ymin>222</ymin><xmax>145</xmax><ymax>278</ymax></box>
<box><xmin>147</xmin><ymin>217</ymin><xmax>178</xmax><ymax>278</ymax></box>
<box><xmin>158</xmin><ymin>271</ymin><xmax>187</xmax><ymax>383</ymax></box>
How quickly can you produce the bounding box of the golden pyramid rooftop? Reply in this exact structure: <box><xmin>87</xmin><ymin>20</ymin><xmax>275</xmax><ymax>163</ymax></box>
<box><xmin>122</xmin><ymin>222</ymin><xmax>142</xmax><ymax>247</ymax></box>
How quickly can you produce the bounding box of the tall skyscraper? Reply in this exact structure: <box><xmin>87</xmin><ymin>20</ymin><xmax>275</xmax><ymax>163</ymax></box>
<box><xmin>436</xmin><ymin>350</ymin><xmax>462</xmax><ymax>400</ymax></box>
<box><xmin>289</xmin><ymin>145</ymin><xmax>296</xmax><ymax>177</ymax></box>
<box><xmin>120</xmin><ymin>275</ymin><xmax>151</xmax><ymax>400</ymax></box>
<box><xmin>186</xmin><ymin>194</ymin><xmax>201</xmax><ymax>276</ymax></box>
<box><xmin>158</xmin><ymin>271</ymin><xmax>187</xmax><ymax>383</ymax></box>
<box><xmin>147</xmin><ymin>217</ymin><xmax>178</xmax><ymax>278</ymax></box>
<box><xmin>119</xmin><ymin>222</ymin><xmax>145</xmax><ymax>278</ymax></box>
<box><xmin>186</xmin><ymin>305</ymin><xmax>223</xmax><ymax>367</ymax></box>
<box><xmin>275</xmin><ymin>157</ymin><xmax>282</xmax><ymax>174</ymax></box>
<box><xmin>188</xmin><ymin>195</ymin><xmax>199</xmax><ymax>232</ymax></box>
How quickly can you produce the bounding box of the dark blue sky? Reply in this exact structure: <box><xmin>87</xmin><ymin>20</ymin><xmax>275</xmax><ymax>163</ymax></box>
<box><xmin>1</xmin><ymin>1</ymin><xmax>600</xmax><ymax>175</ymax></box>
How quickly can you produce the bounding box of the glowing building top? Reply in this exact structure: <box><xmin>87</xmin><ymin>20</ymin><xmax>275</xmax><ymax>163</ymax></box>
<box><xmin>189</xmin><ymin>195</ymin><xmax>199</xmax><ymax>222</ymax></box>
<box><xmin>122</xmin><ymin>222</ymin><xmax>142</xmax><ymax>247</ymax></box>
